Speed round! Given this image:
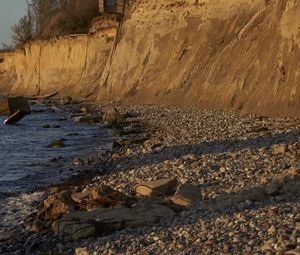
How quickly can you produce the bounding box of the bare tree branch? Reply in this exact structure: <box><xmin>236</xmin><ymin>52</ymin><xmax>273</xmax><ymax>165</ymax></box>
<box><xmin>11</xmin><ymin>0</ymin><xmax>99</xmax><ymax>45</ymax></box>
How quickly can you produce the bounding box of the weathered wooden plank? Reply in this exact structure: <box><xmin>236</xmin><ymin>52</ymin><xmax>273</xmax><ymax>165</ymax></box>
<box><xmin>3</xmin><ymin>110</ymin><xmax>27</xmax><ymax>125</ymax></box>
<box><xmin>0</xmin><ymin>96</ymin><xmax>31</xmax><ymax>124</ymax></box>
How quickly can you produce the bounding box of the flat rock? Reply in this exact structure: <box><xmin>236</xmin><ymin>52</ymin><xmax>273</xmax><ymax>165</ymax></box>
<box><xmin>171</xmin><ymin>184</ymin><xmax>201</xmax><ymax>207</ymax></box>
<box><xmin>53</xmin><ymin>203</ymin><xmax>175</xmax><ymax>241</ymax></box>
<box><xmin>136</xmin><ymin>178</ymin><xmax>177</xmax><ymax>197</ymax></box>
<box><xmin>57</xmin><ymin>222</ymin><xmax>96</xmax><ymax>241</ymax></box>
<box><xmin>91</xmin><ymin>185</ymin><xmax>129</xmax><ymax>204</ymax></box>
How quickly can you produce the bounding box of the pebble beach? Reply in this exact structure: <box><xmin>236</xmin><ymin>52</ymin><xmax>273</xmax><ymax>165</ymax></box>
<box><xmin>1</xmin><ymin>104</ymin><xmax>299</xmax><ymax>255</ymax></box>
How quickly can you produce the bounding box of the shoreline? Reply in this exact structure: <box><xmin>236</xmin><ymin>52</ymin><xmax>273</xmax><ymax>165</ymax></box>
<box><xmin>0</xmin><ymin>97</ymin><xmax>111</xmax><ymax>194</ymax></box>
<box><xmin>0</xmin><ymin>98</ymin><xmax>113</xmax><ymax>255</ymax></box>
<box><xmin>1</xmin><ymin>103</ymin><xmax>300</xmax><ymax>254</ymax></box>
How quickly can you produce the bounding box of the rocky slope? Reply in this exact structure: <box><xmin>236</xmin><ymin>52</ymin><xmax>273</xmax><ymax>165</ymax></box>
<box><xmin>0</xmin><ymin>0</ymin><xmax>300</xmax><ymax>116</ymax></box>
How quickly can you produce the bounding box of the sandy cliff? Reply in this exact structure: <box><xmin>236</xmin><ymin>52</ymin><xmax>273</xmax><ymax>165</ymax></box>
<box><xmin>0</xmin><ymin>31</ymin><xmax>115</xmax><ymax>98</ymax></box>
<box><xmin>98</xmin><ymin>0</ymin><xmax>300</xmax><ymax>116</ymax></box>
<box><xmin>0</xmin><ymin>0</ymin><xmax>299</xmax><ymax>116</ymax></box>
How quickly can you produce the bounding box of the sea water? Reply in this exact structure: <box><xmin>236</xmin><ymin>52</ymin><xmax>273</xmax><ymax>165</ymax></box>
<box><xmin>0</xmin><ymin>103</ymin><xmax>110</xmax><ymax>231</ymax></box>
<box><xmin>0</xmin><ymin>103</ymin><xmax>110</xmax><ymax>193</ymax></box>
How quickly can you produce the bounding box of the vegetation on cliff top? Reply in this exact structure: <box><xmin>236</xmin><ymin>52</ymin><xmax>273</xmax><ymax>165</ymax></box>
<box><xmin>11</xmin><ymin>0</ymin><xmax>99</xmax><ymax>46</ymax></box>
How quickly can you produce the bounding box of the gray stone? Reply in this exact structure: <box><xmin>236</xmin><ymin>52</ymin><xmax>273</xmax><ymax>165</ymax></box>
<box><xmin>47</xmin><ymin>139</ymin><xmax>66</xmax><ymax>148</ymax></box>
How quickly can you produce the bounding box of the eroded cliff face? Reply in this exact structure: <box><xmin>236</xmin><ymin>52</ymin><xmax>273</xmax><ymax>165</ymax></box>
<box><xmin>0</xmin><ymin>31</ymin><xmax>115</xmax><ymax>98</ymax></box>
<box><xmin>98</xmin><ymin>0</ymin><xmax>300</xmax><ymax>116</ymax></box>
<box><xmin>0</xmin><ymin>0</ymin><xmax>299</xmax><ymax>116</ymax></box>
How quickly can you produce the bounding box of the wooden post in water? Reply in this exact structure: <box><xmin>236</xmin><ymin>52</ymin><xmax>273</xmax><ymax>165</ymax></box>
<box><xmin>0</xmin><ymin>96</ymin><xmax>31</xmax><ymax>124</ymax></box>
<box><xmin>7</xmin><ymin>96</ymin><xmax>31</xmax><ymax>115</ymax></box>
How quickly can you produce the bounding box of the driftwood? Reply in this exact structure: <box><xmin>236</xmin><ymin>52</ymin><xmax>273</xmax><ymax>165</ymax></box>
<box><xmin>28</xmin><ymin>91</ymin><xmax>59</xmax><ymax>100</ymax></box>
<box><xmin>34</xmin><ymin>91</ymin><xmax>59</xmax><ymax>100</ymax></box>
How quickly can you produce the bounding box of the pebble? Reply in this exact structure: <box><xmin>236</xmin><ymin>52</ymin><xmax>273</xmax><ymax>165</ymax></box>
<box><xmin>86</xmin><ymin>105</ymin><xmax>299</xmax><ymax>255</ymax></box>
